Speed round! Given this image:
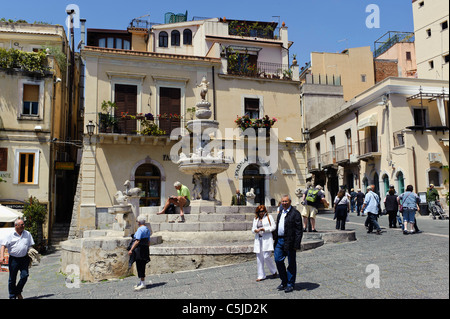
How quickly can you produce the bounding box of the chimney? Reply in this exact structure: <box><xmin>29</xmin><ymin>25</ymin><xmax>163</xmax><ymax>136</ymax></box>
<box><xmin>80</xmin><ymin>19</ymin><xmax>86</xmax><ymax>49</ymax></box>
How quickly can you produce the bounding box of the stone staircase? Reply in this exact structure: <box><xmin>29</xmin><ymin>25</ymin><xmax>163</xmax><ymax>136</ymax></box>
<box><xmin>50</xmin><ymin>222</ymin><xmax>71</xmax><ymax>247</ymax></box>
<box><xmin>137</xmin><ymin>204</ymin><xmax>328</xmax><ymax>274</ymax></box>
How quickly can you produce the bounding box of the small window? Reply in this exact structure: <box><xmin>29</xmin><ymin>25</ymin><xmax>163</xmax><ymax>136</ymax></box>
<box><xmin>429</xmin><ymin>60</ymin><xmax>434</xmax><ymax>69</ymax></box>
<box><xmin>406</xmin><ymin>51</ymin><xmax>412</xmax><ymax>61</ymax></box>
<box><xmin>244</xmin><ymin>98</ymin><xmax>260</xmax><ymax>119</ymax></box>
<box><xmin>426</xmin><ymin>29</ymin><xmax>431</xmax><ymax>37</ymax></box>
<box><xmin>441</xmin><ymin>21</ymin><xmax>448</xmax><ymax>31</ymax></box>
<box><xmin>183</xmin><ymin>29</ymin><xmax>192</xmax><ymax>45</ymax></box>
<box><xmin>19</xmin><ymin>153</ymin><xmax>35</xmax><ymax>184</ymax></box>
<box><xmin>428</xmin><ymin>169</ymin><xmax>441</xmax><ymax>187</ymax></box>
<box><xmin>444</xmin><ymin>54</ymin><xmax>450</xmax><ymax>64</ymax></box>
<box><xmin>123</xmin><ymin>40</ymin><xmax>131</xmax><ymax>50</ymax></box>
<box><xmin>98</xmin><ymin>38</ymin><xmax>106</xmax><ymax>47</ymax></box>
<box><xmin>419</xmin><ymin>1</ymin><xmax>424</xmax><ymax>7</ymax></box>
<box><xmin>107</xmin><ymin>37</ymin><xmax>114</xmax><ymax>48</ymax></box>
<box><xmin>361</xmin><ymin>74</ymin><xmax>367</xmax><ymax>82</ymax></box>
<box><xmin>171</xmin><ymin>30</ymin><xmax>180</xmax><ymax>46</ymax></box>
<box><xmin>116</xmin><ymin>38</ymin><xmax>122</xmax><ymax>49</ymax></box>
<box><xmin>22</xmin><ymin>84</ymin><xmax>39</xmax><ymax>116</ymax></box>
<box><xmin>159</xmin><ymin>31</ymin><xmax>168</xmax><ymax>47</ymax></box>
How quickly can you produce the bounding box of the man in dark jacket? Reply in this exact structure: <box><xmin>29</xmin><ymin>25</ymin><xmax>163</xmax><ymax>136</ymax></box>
<box><xmin>273</xmin><ymin>195</ymin><xmax>303</xmax><ymax>293</ymax></box>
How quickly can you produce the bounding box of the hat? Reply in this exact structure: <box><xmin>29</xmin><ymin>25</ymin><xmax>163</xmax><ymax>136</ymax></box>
<box><xmin>389</xmin><ymin>184</ymin><xmax>395</xmax><ymax>188</ymax></box>
<box><xmin>429</xmin><ymin>184</ymin><xmax>434</xmax><ymax>187</ymax></box>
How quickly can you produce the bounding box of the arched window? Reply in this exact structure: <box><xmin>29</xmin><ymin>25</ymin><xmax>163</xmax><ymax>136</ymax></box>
<box><xmin>183</xmin><ymin>29</ymin><xmax>192</xmax><ymax>45</ymax></box>
<box><xmin>159</xmin><ymin>31</ymin><xmax>168</xmax><ymax>47</ymax></box>
<box><xmin>135</xmin><ymin>164</ymin><xmax>161</xmax><ymax>206</ymax></box>
<box><xmin>243</xmin><ymin>164</ymin><xmax>265</xmax><ymax>205</ymax></box>
<box><xmin>428</xmin><ymin>168</ymin><xmax>441</xmax><ymax>187</ymax></box>
<box><xmin>171</xmin><ymin>30</ymin><xmax>180</xmax><ymax>46</ymax></box>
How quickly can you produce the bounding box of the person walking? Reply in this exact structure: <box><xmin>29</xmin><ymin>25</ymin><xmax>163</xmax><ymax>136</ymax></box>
<box><xmin>361</xmin><ymin>185</ymin><xmax>382</xmax><ymax>235</ymax></box>
<box><xmin>251</xmin><ymin>205</ymin><xmax>277</xmax><ymax>282</ymax></box>
<box><xmin>273</xmin><ymin>195</ymin><xmax>303</xmax><ymax>293</ymax></box>
<box><xmin>128</xmin><ymin>216</ymin><xmax>151</xmax><ymax>290</ymax></box>
<box><xmin>0</xmin><ymin>218</ymin><xmax>35</xmax><ymax>299</ymax></box>
<box><xmin>356</xmin><ymin>189</ymin><xmax>365</xmax><ymax>216</ymax></box>
<box><xmin>398</xmin><ymin>185</ymin><xmax>421</xmax><ymax>235</ymax></box>
<box><xmin>334</xmin><ymin>190</ymin><xmax>350</xmax><ymax>230</ymax></box>
<box><xmin>384</xmin><ymin>189</ymin><xmax>399</xmax><ymax>228</ymax></box>
<box><xmin>349</xmin><ymin>188</ymin><xmax>357</xmax><ymax>213</ymax></box>
<box><xmin>301</xmin><ymin>185</ymin><xmax>328</xmax><ymax>232</ymax></box>
<box><xmin>157</xmin><ymin>181</ymin><xmax>190</xmax><ymax>222</ymax></box>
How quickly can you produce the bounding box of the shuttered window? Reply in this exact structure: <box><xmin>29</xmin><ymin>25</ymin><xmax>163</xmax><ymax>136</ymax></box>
<box><xmin>114</xmin><ymin>84</ymin><xmax>137</xmax><ymax>134</ymax></box>
<box><xmin>23</xmin><ymin>84</ymin><xmax>39</xmax><ymax>116</ymax></box>
<box><xmin>159</xmin><ymin>87</ymin><xmax>181</xmax><ymax>134</ymax></box>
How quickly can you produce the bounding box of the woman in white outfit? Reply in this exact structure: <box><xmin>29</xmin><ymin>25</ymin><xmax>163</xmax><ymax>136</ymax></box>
<box><xmin>252</xmin><ymin>205</ymin><xmax>278</xmax><ymax>281</ymax></box>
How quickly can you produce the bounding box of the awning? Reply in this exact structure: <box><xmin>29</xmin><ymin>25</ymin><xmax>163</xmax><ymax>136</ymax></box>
<box><xmin>0</xmin><ymin>204</ymin><xmax>23</xmax><ymax>223</ymax></box>
<box><xmin>358</xmin><ymin>113</ymin><xmax>378</xmax><ymax>130</ymax></box>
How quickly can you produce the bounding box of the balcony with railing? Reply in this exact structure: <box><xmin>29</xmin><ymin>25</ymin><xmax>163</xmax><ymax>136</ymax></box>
<box><xmin>307</xmin><ymin>155</ymin><xmax>322</xmax><ymax>172</ymax></box>
<box><xmin>227</xmin><ymin>59</ymin><xmax>292</xmax><ymax>80</ymax></box>
<box><xmin>358</xmin><ymin>136</ymin><xmax>381</xmax><ymax>161</ymax></box>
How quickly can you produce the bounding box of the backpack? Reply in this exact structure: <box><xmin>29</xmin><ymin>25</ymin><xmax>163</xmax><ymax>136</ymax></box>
<box><xmin>306</xmin><ymin>188</ymin><xmax>320</xmax><ymax>203</ymax></box>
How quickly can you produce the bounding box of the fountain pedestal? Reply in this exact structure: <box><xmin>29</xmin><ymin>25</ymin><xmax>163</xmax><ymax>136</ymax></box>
<box><xmin>177</xmin><ymin>76</ymin><xmax>229</xmax><ymax>203</ymax></box>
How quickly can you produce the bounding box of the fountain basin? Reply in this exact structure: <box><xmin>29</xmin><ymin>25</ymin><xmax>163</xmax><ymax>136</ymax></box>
<box><xmin>178</xmin><ymin>162</ymin><xmax>229</xmax><ymax>175</ymax></box>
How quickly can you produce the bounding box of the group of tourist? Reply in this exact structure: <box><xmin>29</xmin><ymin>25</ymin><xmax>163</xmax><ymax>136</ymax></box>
<box><xmin>1</xmin><ymin>180</ymin><xmax>443</xmax><ymax>297</ymax></box>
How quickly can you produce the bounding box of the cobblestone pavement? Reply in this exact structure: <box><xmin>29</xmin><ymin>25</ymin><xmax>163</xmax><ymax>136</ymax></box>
<box><xmin>1</xmin><ymin>212</ymin><xmax>448</xmax><ymax>302</ymax></box>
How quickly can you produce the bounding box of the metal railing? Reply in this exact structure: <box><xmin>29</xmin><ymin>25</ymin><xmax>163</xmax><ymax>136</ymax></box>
<box><xmin>227</xmin><ymin>61</ymin><xmax>291</xmax><ymax>79</ymax></box>
<box><xmin>359</xmin><ymin>137</ymin><xmax>380</xmax><ymax>155</ymax></box>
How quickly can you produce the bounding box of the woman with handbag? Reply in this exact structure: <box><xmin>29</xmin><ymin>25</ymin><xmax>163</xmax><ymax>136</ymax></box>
<box><xmin>398</xmin><ymin>185</ymin><xmax>421</xmax><ymax>235</ymax></box>
<box><xmin>252</xmin><ymin>205</ymin><xmax>278</xmax><ymax>282</ymax></box>
<box><xmin>334</xmin><ymin>190</ymin><xmax>350</xmax><ymax>230</ymax></box>
<box><xmin>128</xmin><ymin>216</ymin><xmax>151</xmax><ymax>290</ymax></box>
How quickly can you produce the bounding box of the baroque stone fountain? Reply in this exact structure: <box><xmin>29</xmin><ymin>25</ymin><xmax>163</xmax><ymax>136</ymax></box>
<box><xmin>177</xmin><ymin>76</ymin><xmax>229</xmax><ymax>203</ymax></box>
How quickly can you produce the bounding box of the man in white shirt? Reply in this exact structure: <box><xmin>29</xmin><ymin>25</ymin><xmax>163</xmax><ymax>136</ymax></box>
<box><xmin>273</xmin><ymin>195</ymin><xmax>303</xmax><ymax>293</ymax></box>
<box><xmin>0</xmin><ymin>218</ymin><xmax>35</xmax><ymax>299</ymax></box>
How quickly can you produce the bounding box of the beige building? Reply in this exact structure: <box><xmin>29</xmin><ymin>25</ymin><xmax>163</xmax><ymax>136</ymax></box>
<box><xmin>412</xmin><ymin>0</ymin><xmax>449</xmax><ymax>80</ymax></box>
<box><xmin>306</xmin><ymin>77</ymin><xmax>449</xmax><ymax>208</ymax></box>
<box><xmin>73</xmin><ymin>16</ymin><xmax>306</xmax><ymax>234</ymax></box>
<box><xmin>300</xmin><ymin>46</ymin><xmax>376</xmax><ymax>102</ymax></box>
<box><xmin>0</xmin><ymin>22</ymin><xmax>81</xmax><ymax>240</ymax></box>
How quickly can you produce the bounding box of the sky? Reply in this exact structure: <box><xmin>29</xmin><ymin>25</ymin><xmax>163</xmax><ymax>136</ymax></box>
<box><xmin>2</xmin><ymin>0</ymin><xmax>415</xmax><ymax>65</ymax></box>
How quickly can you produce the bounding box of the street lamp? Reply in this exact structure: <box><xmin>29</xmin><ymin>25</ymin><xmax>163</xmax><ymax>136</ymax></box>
<box><xmin>86</xmin><ymin>120</ymin><xmax>95</xmax><ymax>144</ymax></box>
<box><xmin>302</xmin><ymin>128</ymin><xmax>310</xmax><ymax>142</ymax></box>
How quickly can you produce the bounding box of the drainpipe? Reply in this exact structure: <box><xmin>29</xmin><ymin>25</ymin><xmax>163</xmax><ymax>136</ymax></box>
<box><xmin>212</xmin><ymin>66</ymin><xmax>216</xmax><ymax>121</ymax></box>
<box><xmin>412</xmin><ymin>146</ymin><xmax>418</xmax><ymax>191</ymax></box>
<box><xmin>355</xmin><ymin>110</ymin><xmax>361</xmax><ymax>188</ymax></box>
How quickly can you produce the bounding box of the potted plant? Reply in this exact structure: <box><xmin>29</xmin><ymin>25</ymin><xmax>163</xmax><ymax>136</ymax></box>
<box><xmin>99</xmin><ymin>100</ymin><xmax>118</xmax><ymax>133</ymax></box>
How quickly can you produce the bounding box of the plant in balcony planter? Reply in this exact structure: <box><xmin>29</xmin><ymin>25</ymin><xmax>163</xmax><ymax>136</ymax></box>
<box><xmin>139</xmin><ymin>119</ymin><xmax>166</xmax><ymax>136</ymax></box>
<box><xmin>235</xmin><ymin>115</ymin><xmax>277</xmax><ymax>132</ymax></box>
<box><xmin>99</xmin><ymin>100</ymin><xmax>118</xmax><ymax>132</ymax></box>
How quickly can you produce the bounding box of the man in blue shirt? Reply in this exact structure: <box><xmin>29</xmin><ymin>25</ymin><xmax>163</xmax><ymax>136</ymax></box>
<box><xmin>361</xmin><ymin>185</ymin><xmax>381</xmax><ymax>235</ymax></box>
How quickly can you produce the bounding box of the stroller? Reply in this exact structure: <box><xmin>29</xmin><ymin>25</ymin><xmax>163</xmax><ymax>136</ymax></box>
<box><xmin>428</xmin><ymin>201</ymin><xmax>449</xmax><ymax>220</ymax></box>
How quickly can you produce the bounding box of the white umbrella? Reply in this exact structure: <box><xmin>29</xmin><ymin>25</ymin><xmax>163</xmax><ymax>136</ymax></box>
<box><xmin>0</xmin><ymin>204</ymin><xmax>23</xmax><ymax>223</ymax></box>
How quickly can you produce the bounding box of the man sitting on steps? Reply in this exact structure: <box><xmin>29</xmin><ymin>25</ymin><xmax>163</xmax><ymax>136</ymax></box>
<box><xmin>157</xmin><ymin>181</ymin><xmax>190</xmax><ymax>223</ymax></box>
